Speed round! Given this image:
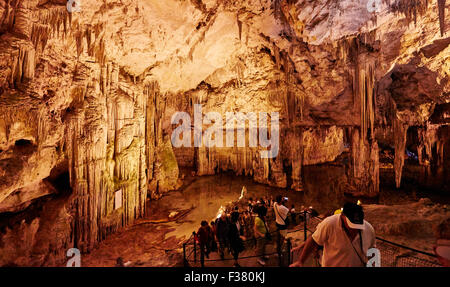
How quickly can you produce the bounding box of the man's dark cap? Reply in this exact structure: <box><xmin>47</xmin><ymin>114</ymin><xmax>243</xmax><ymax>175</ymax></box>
<box><xmin>342</xmin><ymin>202</ymin><xmax>364</xmax><ymax>225</ymax></box>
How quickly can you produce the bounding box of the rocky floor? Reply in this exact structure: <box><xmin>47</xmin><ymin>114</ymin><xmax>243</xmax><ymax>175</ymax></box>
<box><xmin>81</xmin><ymin>222</ymin><xmax>184</xmax><ymax>267</ymax></box>
<box><xmin>364</xmin><ymin>198</ymin><xmax>450</xmax><ymax>254</ymax></box>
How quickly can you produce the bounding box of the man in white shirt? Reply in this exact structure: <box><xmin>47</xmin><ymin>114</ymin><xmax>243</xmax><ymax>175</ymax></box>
<box><xmin>274</xmin><ymin>195</ymin><xmax>290</xmax><ymax>255</ymax></box>
<box><xmin>274</xmin><ymin>196</ymin><xmax>289</xmax><ymax>228</ymax></box>
<box><xmin>292</xmin><ymin>202</ymin><xmax>376</xmax><ymax>267</ymax></box>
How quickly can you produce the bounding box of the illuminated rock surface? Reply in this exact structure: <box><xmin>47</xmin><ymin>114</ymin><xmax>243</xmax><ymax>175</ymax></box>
<box><xmin>0</xmin><ymin>0</ymin><xmax>448</xmax><ymax>266</ymax></box>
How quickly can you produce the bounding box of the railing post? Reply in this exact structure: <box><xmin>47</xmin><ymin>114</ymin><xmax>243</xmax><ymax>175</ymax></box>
<box><xmin>287</xmin><ymin>238</ymin><xmax>292</xmax><ymax>266</ymax></box>
<box><xmin>193</xmin><ymin>231</ymin><xmax>197</xmax><ymax>263</ymax></box>
<box><xmin>304</xmin><ymin>210</ymin><xmax>307</xmax><ymax>241</ymax></box>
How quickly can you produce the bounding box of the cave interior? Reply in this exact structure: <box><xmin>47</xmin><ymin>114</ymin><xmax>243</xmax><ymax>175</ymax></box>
<box><xmin>0</xmin><ymin>0</ymin><xmax>449</xmax><ymax>267</ymax></box>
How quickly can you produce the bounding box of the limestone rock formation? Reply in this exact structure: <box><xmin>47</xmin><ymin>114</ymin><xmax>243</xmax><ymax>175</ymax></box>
<box><xmin>0</xmin><ymin>0</ymin><xmax>448</xmax><ymax>265</ymax></box>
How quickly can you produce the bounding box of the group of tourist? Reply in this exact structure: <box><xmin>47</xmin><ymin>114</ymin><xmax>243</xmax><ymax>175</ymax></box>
<box><xmin>195</xmin><ymin>196</ymin><xmax>375</xmax><ymax>268</ymax></box>
<box><xmin>195</xmin><ymin>193</ymin><xmax>450</xmax><ymax>268</ymax></box>
<box><xmin>195</xmin><ymin>209</ymin><xmax>246</xmax><ymax>267</ymax></box>
<box><xmin>195</xmin><ymin>194</ymin><xmax>303</xmax><ymax>267</ymax></box>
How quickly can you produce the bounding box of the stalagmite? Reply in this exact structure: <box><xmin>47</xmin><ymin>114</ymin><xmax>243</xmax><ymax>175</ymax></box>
<box><xmin>394</xmin><ymin>118</ymin><xmax>408</xmax><ymax>188</ymax></box>
<box><xmin>417</xmin><ymin>128</ymin><xmax>425</xmax><ymax>165</ymax></box>
<box><xmin>370</xmin><ymin>141</ymin><xmax>380</xmax><ymax>195</ymax></box>
<box><xmin>437</xmin><ymin>139</ymin><xmax>444</xmax><ymax>166</ymax></box>
<box><xmin>417</xmin><ymin>124</ymin><xmax>445</xmax><ymax>166</ymax></box>
<box><xmin>289</xmin><ymin>127</ymin><xmax>303</xmax><ymax>191</ymax></box>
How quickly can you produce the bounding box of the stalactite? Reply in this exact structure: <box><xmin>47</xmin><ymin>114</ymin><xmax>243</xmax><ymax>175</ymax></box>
<box><xmin>191</xmin><ymin>128</ymin><xmax>288</xmax><ymax>188</ymax></box>
<box><xmin>37</xmin><ymin>106</ymin><xmax>49</xmax><ymax>157</ymax></box>
<box><xmin>283</xmin><ymin>52</ymin><xmax>291</xmax><ymax>125</ymax></box>
<box><xmin>299</xmin><ymin>91</ymin><xmax>304</xmax><ymax>122</ymax></box>
<box><xmin>86</xmin><ymin>27</ymin><xmax>93</xmax><ymax>56</ymax></box>
<box><xmin>237</xmin><ymin>16</ymin><xmax>242</xmax><ymax>41</ymax></box>
<box><xmin>357</xmin><ymin>61</ymin><xmax>376</xmax><ymax>141</ymax></box>
<box><xmin>438</xmin><ymin>0</ymin><xmax>446</xmax><ymax>36</ymax></box>
<box><xmin>342</xmin><ymin>33</ymin><xmax>380</xmax><ymax>196</ymax></box>
<box><xmin>145</xmin><ymin>82</ymin><xmax>180</xmax><ymax>198</ymax></box>
<box><xmin>273</xmin><ymin>0</ymin><xmax>282</xmax><ymax>20</ymax></box>
<box><xmin>64</xmin><ymin>62</ymin><xmax>148</xmax><ymax>252</ymax></box>
<box><xmin>389</xmin><ymin>0</ymin><xmax>429</xmax><ymax>25</ymax></box>
<box><xmin>346</xmin><ymin>33</ymin><xmax>377</xmax><ymax>142</ymax></box>
<box><xmin>234</xmin><ymin>59</ymin><xmax>244</xmax><ymax>88</ymax></box>
<box><xmin>145</xmin><ymin>83</ymin><xmax>157</xmax><ymax>184</ymax></box>
<box><xmin>394</xmin><ymin>118</ymin><xmax>408</xmax><ymax>188</ymax></box>
<box><xmin>187</xmin><ymin>125</ymin><xmax>348</xmax><ymax>189</ymax></box>
<box><xmin>273</xmin><ymin>43</ymin><xmax>281</xmax><ymax>70</ymax></box>
<box><xmin>95</xmin><ymin>38</ymin><xmax>107</xmax><ymax>66</ymax></box>
<box><xmin>10</xmin><ymin>44</ymin><xmax>36</xmax><ymax>86</ymax></box>
<box><xmin>75</xmin><ymin>30</ymin><xmax>84</xmax><ymax>58</ymax></box>
<box><xmin>35</xmin><ymin>7</ymin><xmax>70</xmax><ymax>38</ymax></box>
<box><xmin>31</xmin><ymin>24</ymin><xmax>50</xmax><ymax>52</ymax></box>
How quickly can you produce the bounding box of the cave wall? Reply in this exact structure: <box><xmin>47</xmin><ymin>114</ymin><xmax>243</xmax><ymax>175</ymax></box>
<box><xmin>0</xmin><ymin>0</ymin><xmax>448</xmax><ymax>265</ymax></box>
<box><xmin>0</xmin><ymin>1</ymin><xmax>179</xmax><ymax>265</ymax></box>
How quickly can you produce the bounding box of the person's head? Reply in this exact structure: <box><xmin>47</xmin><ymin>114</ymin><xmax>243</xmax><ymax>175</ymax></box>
<box><xmin>201</xmin><ymin>220</ymin><xmax>208</xmax><ymax>228</ymax></box>
<box><xmin>276</xmin><ymin>195</ymin><xmax>283</xmax><ymax>204</ymax></box>
<box><xmin>211</xmin><ymin>221</ymin><xmax>215</xmax><ymax>226</ymax></box>
<box><xmin>234</xmin><ymin>206</ymin><xmax>239</xmax><ymax>211</ymax></box>
<box><xmin>231</xmin><ymin>212</ymin><xmax>240</xmax><ymax>223</ymax></box>
<box><xmin>342</xmin><ymin>202</ymin><xmax>365</xmax><ymax>230</ymax></box>
<box><xmin>256</xmin><ymin>205</ymin><xmax>267</xmax><ymax>218</ymax></box>
<box><xmin>434</xmin><ymin>217</ymin><xmax>450</xmax><ymax>267</ymax></box>
<box><xmin>292</xmin><ymin>204</ymin><xmax>295</xmax><ymax>208</ymax></box>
